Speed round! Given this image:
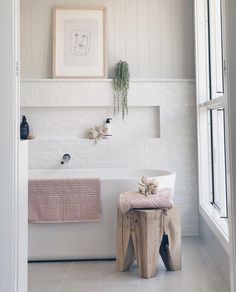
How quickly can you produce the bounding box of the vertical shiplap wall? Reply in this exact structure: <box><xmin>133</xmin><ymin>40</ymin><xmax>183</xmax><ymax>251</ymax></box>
<box><xmin>20</xmin><ymin>0</ymin><xmax>195</xmax><ymax>79</ymax></box>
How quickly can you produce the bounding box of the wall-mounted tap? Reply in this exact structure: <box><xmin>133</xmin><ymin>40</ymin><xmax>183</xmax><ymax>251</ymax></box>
<box><xmin>61</xmin><ymin>153</ymin><xmax>71</xmax><ymax>165</ymax></box>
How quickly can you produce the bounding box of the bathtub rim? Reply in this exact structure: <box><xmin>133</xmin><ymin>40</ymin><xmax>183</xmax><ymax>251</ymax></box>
<box><xmin>28</xmin><ymin>168</ymin><xmax>176</xmax><ymax>181</ymax></box>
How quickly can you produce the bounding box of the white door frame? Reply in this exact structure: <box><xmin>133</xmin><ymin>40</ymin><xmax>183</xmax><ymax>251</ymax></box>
<box><xmin>0</xmin><ymin>0</ymin><xmax>21</xmax><ymax>291</ymax></box>
<box><xmin>225</xmin><ymin>0</ymin><xmax>236</xmax><ymax>291</ymax></box>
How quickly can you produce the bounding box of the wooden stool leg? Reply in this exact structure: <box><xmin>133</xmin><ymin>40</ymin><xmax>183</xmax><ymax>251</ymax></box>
<box><xmin>160</xmin><ymin>207</ymin><xmax>182</xmax><ymax>271</ymax></box>
<box><xmin>116</xmin><ymin>209</ymin><xmax>135</xmax><ymax>271</ymax></box>
<box><xmin>131</xmin><ymin>210</ymin><xmax>163</xmax><ymax>278</ymax></box>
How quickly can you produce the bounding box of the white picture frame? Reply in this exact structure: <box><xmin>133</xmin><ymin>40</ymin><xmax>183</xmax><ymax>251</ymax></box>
<box><xmin>53</xmin><ymin>7</ymin><xmax>108</xmax><ymax>78</ymax></box>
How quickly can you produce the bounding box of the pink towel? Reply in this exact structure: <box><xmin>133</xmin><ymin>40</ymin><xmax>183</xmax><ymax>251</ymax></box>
<box><xmin>119</xmin><ymin>188</ymin><xmax>173</xmax><ymax>214</ymax></box>
<box><xmin>28</xmin><ymin>178</ymin><xmax>101</xmax><ymax>223</ymax></box>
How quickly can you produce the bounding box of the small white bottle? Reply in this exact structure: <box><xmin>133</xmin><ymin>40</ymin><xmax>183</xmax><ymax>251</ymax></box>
<box><xmin>104</xmin><ymin>118</ymin><xmax>112</xmax><ymax>139</ymax></box>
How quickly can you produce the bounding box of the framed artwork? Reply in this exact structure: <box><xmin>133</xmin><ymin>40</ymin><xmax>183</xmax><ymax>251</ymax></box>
<box><xmin>53</xmin><ymin>7</ymin><xmax>108</xmax><ymax>78</ymax></box>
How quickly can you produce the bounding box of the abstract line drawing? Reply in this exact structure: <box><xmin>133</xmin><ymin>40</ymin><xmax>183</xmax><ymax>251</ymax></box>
<box><xmin>54</xmin><ymin>8</ymin><xmax>107</xmax><ymax>78</ymax></box>
<box><xmin>70</xmin><ymin>30</ymin><xmax>90</xmax><ymax>56</ymax></box>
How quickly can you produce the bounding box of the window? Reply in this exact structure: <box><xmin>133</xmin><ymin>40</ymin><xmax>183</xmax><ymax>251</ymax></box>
<box><xmin>208</xmin><ymin>0</ymin><xmax>225</xmax><ymax>98</ymax></box>
<box><xmin>195</xmin><ymin>0</ymin><xmax>228</xmax><ymax>235</ymax></box>
<box><xmin>209</xmin><ymin>108</ymin><xmax>227</xmax><ymax>217</ymax></box>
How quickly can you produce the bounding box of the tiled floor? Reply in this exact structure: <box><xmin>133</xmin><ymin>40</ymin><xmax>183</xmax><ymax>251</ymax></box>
<box><xmin>28</xmin><ymin>237</ymin><xmax>228</xmax><ymax>292</ymax></box>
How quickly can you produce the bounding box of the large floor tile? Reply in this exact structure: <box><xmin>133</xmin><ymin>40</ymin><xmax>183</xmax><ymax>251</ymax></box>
<box><xmin>60</xmin><ymin>261</ymin><xmax>139</xmax><ymax>286</ymax></box>
<box><xmin>28</xmin><ymin>237</ymin><xmax>227</xmax><ymax>292</ymax></box>
<box><xmin>28</xmin><ymin>262</ymin><xmax>71</xmax><ymax>292</ymax></box>
<box><xmin>60</xmin><ymin>283</ymin><xmax>139</xmax><ymax>292</ymax></box>
<box><xmin>139</xmin><ymin>279</ymin><xmax>222</xmax><ymax>292</ymax></box>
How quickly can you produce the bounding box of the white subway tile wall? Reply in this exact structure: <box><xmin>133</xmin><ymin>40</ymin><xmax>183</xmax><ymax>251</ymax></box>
<box><xmin>21</xmin><ymin>80</ymin><xmax>198</xmax><ymax>235</ymax></box>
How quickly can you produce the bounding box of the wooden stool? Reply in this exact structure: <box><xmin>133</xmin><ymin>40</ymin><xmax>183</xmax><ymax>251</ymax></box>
<box><xmin>116</xmin><ymin>207</ymin><xmax>181</xmax><ymax>279</ymax></box>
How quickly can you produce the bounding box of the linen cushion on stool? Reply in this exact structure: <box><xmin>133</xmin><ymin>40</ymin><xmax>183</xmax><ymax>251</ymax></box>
<box><xmin>118</xmin><ymin>188</ymin><xmax>173</xmax><ymax>214</ymax></box>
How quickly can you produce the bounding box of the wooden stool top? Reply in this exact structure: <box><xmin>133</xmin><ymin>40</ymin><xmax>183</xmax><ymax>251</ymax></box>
<box><xmin>129</xmin><ymin>206</ymin><xmax>179</xmax><ymax>212</ymax></box>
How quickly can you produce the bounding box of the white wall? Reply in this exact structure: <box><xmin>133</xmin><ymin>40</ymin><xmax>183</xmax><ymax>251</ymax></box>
<box><xmin>20</xmin><ymin>0</ymin><xmax>195</xmax><ymax>79</ymax></box>
<box><xmin>199</xmin><ymin>214</ymin><xmax>230</xmax><ymax>291</ymax></box>
<box><xmin>20</xmin><ymin>0</ymin><xmax>198</xmax><ymax>235</ymax></box>
<box><xmin>21</xmin><ymin>80</ymin><xmax>198</xmax><ymax>235</ymax></box>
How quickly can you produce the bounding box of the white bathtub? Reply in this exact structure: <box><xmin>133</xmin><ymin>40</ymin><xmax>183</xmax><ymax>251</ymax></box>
<box><xmin>28</xmin><ymin>169</ymin><xmax>176</xmax><ymax>261</ymax></box>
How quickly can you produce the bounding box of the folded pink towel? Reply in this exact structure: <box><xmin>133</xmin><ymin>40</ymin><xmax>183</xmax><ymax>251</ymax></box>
<box><xmin>119</xmin><ymin>188</ymin><xmax>173</xmax><ymax>214</ymax></box>
<box><xmin>28</xmin><ymin>178</ymin><xmax>101</xmax><ymax>223</ymax></box>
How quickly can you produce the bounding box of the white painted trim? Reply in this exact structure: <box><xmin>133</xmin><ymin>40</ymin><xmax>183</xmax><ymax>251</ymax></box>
<box><xmin>198</xmin><ymin>237</ymin><xmax>229</xmax><ymax>292</ymax></box>
<box><xmin>18</xmin><ymin>141</ymin><xmax>28</xmax><ymax>292</ymax></box>
<box><xmin>199</xmin><ymin>204</ymin><xmax>229</xmax><ymax>254</ymax></box>
<box><xmin>20</xmin><ymin>78</ymin><xmax>195</xmax><ymax>83</ymax></box>
<box><xmin>199</xmin><ymin>97</ymin><xmax>225</xmax><ymax>109</ymax></box>
<box><xmin>17</xmin><ymin>137</ymin><xmax>162</xmax><ymax>143</ymax></box>
<box><xmin>0</xmin><ymin>0</ymin><xmax>22</xmax><ymax>291</ymax></box>
<box><xmin>225</xmin><ymin>0</ymin><xmax>236</xmax><ymax>290</ymax></box>
<box><xmin>20</xmin><ymin>105</ymin><xmax>160</xmax><ymax>108</ymax></box>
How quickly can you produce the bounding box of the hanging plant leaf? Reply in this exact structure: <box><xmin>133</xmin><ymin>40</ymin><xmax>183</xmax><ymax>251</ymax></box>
<box><xmin>113</xmin><ymin>60</ymin><xmax>130</xmax><ymax>121</ymax></box>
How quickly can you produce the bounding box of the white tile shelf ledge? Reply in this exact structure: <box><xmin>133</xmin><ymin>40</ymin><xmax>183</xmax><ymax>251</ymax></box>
<box><xmin>21</xmin><ymin>105</ymin><xmax>159</xmax><ymax>108</ymax></box>
<box><xmin>26</xmin><ymin>137</ymin><xmax>162</xmax><ymax>142</ymax></box>
<box><xmin>21</xmin><ymin>78</ymin><xmax>195</xmax><ymax>82</ymax></box>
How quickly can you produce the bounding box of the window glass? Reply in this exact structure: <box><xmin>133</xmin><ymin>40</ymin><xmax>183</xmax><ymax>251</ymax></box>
<box><xmin>209</xmin><ymin>108</ymin><xmax>227</xmax><ymax>216</ymax></box>
<box><xmin>214</xmin><ymin>0</ymin><xmax>224</xmax><ymax>94</ymax></box>
<box><xmin>208</xmin><ymin>0</ymin><xmax>224</xmax><ymax>99</ymax></box>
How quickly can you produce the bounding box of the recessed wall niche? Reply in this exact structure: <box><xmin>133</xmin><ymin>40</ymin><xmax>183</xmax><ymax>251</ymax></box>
<box><xmin>21</xmin><ymin>106</ymin><xmax>160</xmax><ymax>140</ymax></box>
<box><xmin>20</xmin><ymin>79</ymin><xmax>166</xmax><ymax>140</ymax></box>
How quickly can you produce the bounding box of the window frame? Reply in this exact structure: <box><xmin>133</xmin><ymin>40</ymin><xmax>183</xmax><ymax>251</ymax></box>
<box><xmin>209</xmin><ymin>108</ymin><xmax>228</xmax><ymax>217</ymax></box>
<box><xmin>195</xmin><ymin>0</ymin><xmax>230</xmax><ymax>243</ymax></box>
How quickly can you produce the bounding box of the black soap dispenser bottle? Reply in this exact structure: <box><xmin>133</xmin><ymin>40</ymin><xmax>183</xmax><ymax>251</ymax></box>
<box><xmin>20</xmin><ymin>115</ymin><xmax>29</xmax><ymax>140</ymax></box>
<box><xmin>104</xmin><ymin>118</ymin><xmax>112</xmax><ymax>139</ymax></box>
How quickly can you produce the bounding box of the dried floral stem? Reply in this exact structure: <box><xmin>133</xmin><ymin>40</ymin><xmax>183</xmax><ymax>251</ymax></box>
<box><xmin>138</xmin><ymin>176</ymin><xmax>159</xmax><ymax>196</ymax></box>
<box><xmin>88</xmin><ymin>127</ymin><xmax>106</xmax><ymax>144</ymax></box>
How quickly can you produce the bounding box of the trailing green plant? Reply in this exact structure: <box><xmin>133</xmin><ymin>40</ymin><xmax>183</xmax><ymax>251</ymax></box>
<box><xmin>113</xmin><ymin>60</ymin><xmax>130</xmax><ymax>121</ymax></box>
